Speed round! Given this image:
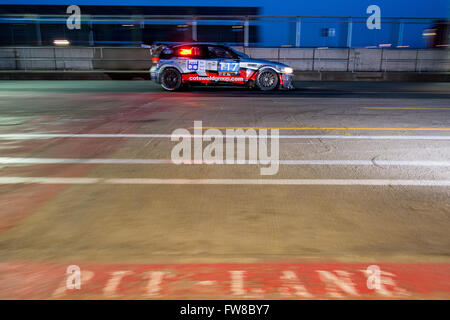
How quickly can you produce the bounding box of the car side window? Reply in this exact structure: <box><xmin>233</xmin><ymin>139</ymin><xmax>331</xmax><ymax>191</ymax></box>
<box><xmin>159</xmin><ymin>48</ymin><xmax>174</xmax><ymax>59</ymax></box>
<box><xmin>207</xmin><ymin>46</ymin><xmax>237</xmax><ymax>59</ymax></box>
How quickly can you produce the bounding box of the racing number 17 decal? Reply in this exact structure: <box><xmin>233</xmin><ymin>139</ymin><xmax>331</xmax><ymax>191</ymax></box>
<box><xmin>219</xmin><ymin>62</ymin><xmax>240</xmax><ymax>73</ymax></box>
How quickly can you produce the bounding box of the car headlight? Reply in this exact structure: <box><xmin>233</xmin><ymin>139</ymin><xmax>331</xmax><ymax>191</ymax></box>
<box><xmin>281</xmin><ymin>67</ymin><xmax>294</xmax><ymax>74</ymax></box>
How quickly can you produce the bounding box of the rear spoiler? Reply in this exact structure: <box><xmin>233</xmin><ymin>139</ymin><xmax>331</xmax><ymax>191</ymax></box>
<box><xmin>141</xmin><ymin>42</ymin><xmax>201</xmax><ymax>56</ymax></box>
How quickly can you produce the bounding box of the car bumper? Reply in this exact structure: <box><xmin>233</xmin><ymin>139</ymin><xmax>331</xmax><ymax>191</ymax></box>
<box><xmin>279</xmin><ymin>73</ymin><xmax>295</xmax><ymax>90</ymax></box>
<box><xmin>150</xmin><ymin>67</ymin><xmax>160</xmax><ymax>84</ymax></box>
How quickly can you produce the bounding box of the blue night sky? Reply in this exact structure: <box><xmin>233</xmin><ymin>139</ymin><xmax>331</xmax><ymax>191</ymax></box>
<box><xmin>0</xmin><ymin>0</ymin><xmax>448</xmax><ymax>18</ymax></box>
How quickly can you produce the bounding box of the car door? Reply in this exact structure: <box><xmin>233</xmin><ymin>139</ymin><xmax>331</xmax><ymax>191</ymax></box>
<box><xmin>173</xmin><ymin>45</ymin><xmax>208</xmax><ymax>77</ymax></box>
<box><xmin>207</xmin><ymin>46</ymin><xmax>242</xmax><ymax>80</ymax></box>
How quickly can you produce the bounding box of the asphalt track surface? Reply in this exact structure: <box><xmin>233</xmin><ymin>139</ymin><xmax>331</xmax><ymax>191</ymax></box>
<box><xmin>0</xmin><ymin>80</ymin><xmax>449</xmax><ymax>299</ymax></box>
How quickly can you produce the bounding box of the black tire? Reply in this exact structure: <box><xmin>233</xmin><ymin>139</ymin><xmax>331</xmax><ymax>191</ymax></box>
<box><xmin>160</xmin><ymin>68</ymin><xmax>182</xmax><ymax>91</ymax></box>
<box><xmin>256</xmin><ymin>68</ymin><xmax>279</xmax><ymax>91</ymax></box>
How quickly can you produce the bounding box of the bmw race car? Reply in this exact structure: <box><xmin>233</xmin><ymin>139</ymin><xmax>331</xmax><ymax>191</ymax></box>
<box><xmin>149</xmin><ymin>43</ymin><xmax>294</xmax><ymax>91</ymax></box>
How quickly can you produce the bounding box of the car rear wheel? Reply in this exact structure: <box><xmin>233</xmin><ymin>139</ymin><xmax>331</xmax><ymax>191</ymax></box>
<box><xmin>256</xmin><ymin>69</ymin><xmax>279</xmax><ymax>91</ymax></box>
<box><xmin>160</xmin><ymin>68</ymin><xmax>182</xmax><ymax>91</ymax></box>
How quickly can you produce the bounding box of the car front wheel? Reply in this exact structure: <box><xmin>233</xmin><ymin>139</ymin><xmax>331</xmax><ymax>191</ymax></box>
<box><xmin>256</xmin><ymin>69</ymin><xmax>279</xmax><ymax>91</ymax></box>
<box><xmin>160</xmin><ymin>68</ymin><xmax>182</xmax><ymax>91</ymax></box>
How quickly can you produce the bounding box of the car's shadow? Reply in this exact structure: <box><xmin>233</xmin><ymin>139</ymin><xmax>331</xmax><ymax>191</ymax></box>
<box><xmin>173</xmin><ymin>86</ymin><xmax>347</xmax><ymax>98</ymax></box>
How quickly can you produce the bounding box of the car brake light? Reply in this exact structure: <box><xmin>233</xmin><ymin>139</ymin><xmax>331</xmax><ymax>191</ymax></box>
<box><xmin>152</xmin><ymin>56</ymin><xmax>159</xmax><ymax>62</ymax></box>
<box><xmin>179</xmin><ymin>48</ymin><xmax>192</xmax><ymax>55</ymax></box>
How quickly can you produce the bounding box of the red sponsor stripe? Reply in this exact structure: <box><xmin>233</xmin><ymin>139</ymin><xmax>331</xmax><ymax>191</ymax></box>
<box><xmin>182</xmin><ymin>71</ymin><xmax>248</xmax><ymax>84</ymax></box>
<box><xmin>0</xmin><ymin>262</ymin><xmax>449</xmax><ymax>299</ymax></box>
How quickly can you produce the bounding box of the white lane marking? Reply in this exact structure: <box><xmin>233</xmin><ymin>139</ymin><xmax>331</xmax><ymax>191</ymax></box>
<box><xmin>1</xmin><ymin>134</ymin><xmax>450</xmax><ymax>140</ymax></box>
<box><xmin>0</xmin><ymin>177</ymin><xmax>449</xmax><ymax>186</ymax></box>
<box><xmin>0</xmin><ymin>177</ymin><xmax>100</xmax><ymax>184</ymax></box>
<box><xmin>275</xmin><ymin>160</ymin><xmax>450</xmax><ymax>166</ymax></box>
<box><xmin>1</xmin><ymin>157</ymin><xmax>450</xmax><ymax>167</ymax></box>
<box><xmin>0</xmin><ymin>157</ymin><xmax>170</xmax><ymax>164</ymax></box>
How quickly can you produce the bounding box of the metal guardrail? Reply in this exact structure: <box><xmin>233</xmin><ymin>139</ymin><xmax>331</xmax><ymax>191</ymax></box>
<box><xmin>0</xmin><ymin>14</ymin><xmax>447</xmax><ymax>48</ymax></box>
<box><xmin>0</xmin><ymin>14</ymin><xmax>444</xmax><ymax>20</ymax></box>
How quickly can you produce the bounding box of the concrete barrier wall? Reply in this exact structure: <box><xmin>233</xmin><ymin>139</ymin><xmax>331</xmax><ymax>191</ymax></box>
<box><xmin>0</xmin><ymin>48</ymin><xmax>94</xmax><ymax>70</ymax></box>
<box><xmin>278</xmin><ymin>49</ymin><xmax>314</xmax><ymax>71</ymax></box>
<box><xmin>0</xmin><ymin>48</ymin><xmax>16</xmax><ymax>69</ymax></box>
<box><xmin>0</xmin><ymin>47</ymin><xmax>449</xmax><ymax>72</ymax></box>
<box><xmin>351</xmin><ymin>49</ymin><xmax>384</xmax><ymax>72</ymax></box>
<box><xmin>239</xmin><ymin>47</ymin><xmax>450</xmax><ymax>73</ymax></box>
<box><xmin>55</xmin><ymin>48</ymin><xmax>94</xmax><ymax>70</ymax></box>
<box><xmin>92</xmin><ymin>48</ymin><xmax>150</xmax><ymax>70</ymax></box>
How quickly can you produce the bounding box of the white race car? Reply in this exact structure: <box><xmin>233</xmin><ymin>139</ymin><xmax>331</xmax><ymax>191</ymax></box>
<box><xmin>150</xmin><ymin>43</ymin><xmax>295</xmax><ymax>91</ymax></box>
